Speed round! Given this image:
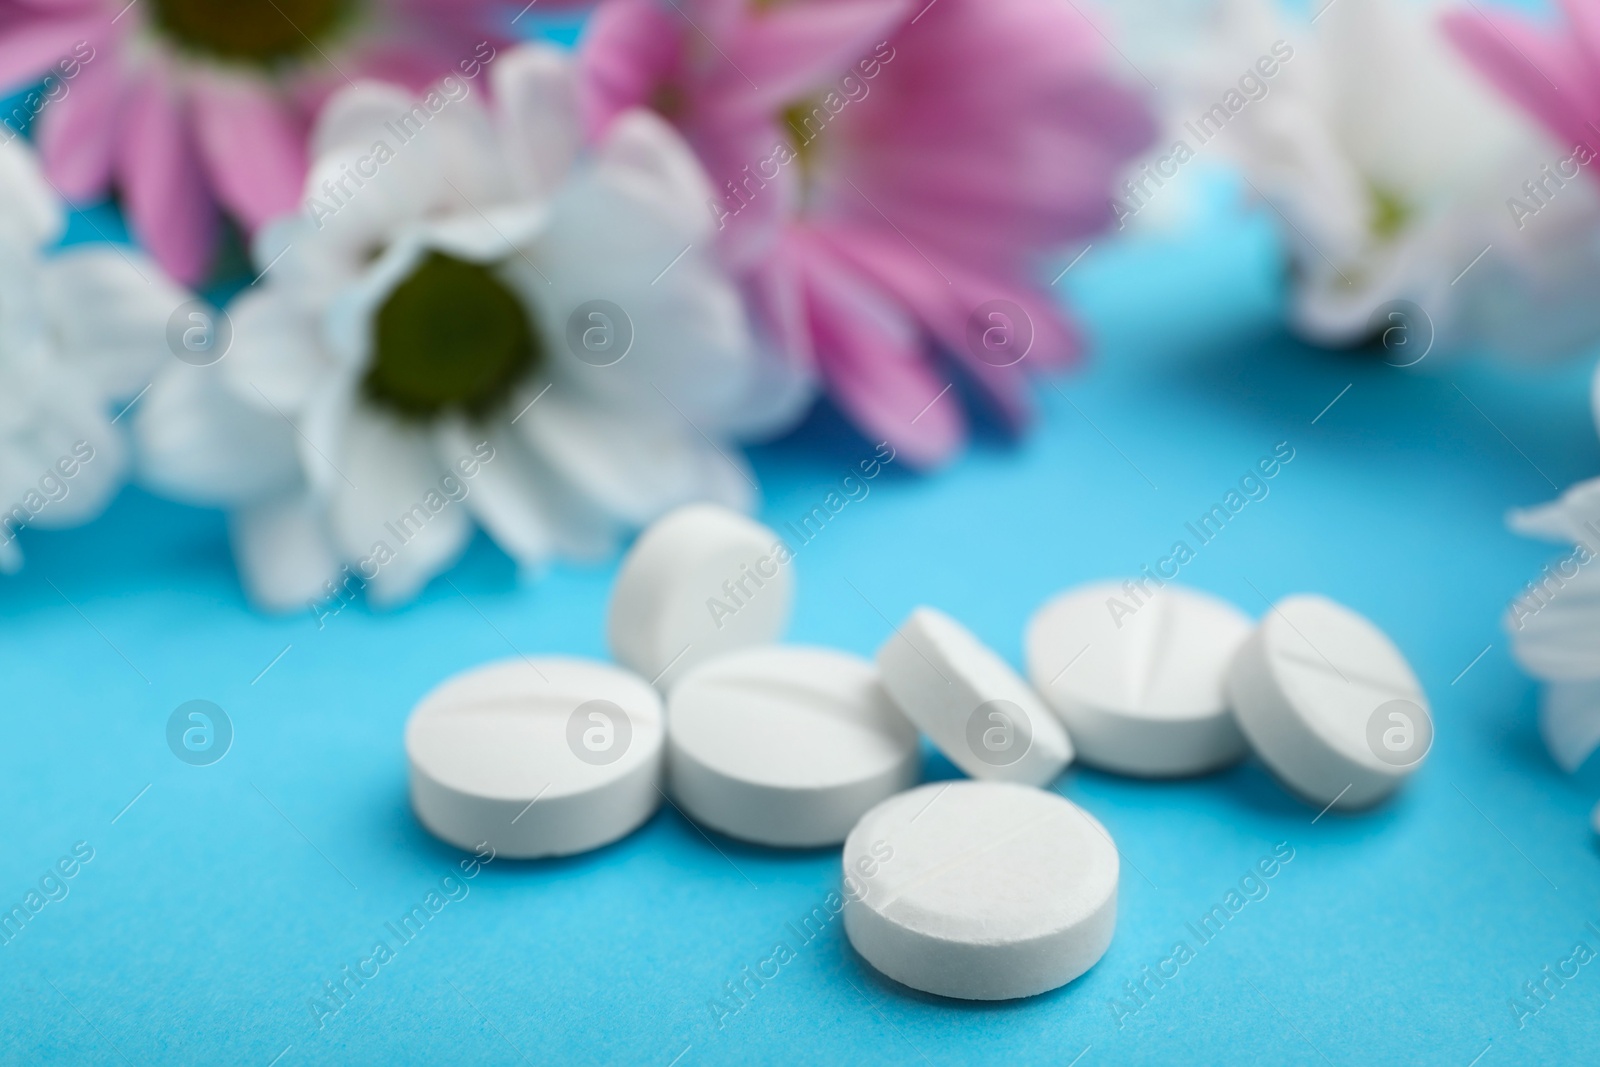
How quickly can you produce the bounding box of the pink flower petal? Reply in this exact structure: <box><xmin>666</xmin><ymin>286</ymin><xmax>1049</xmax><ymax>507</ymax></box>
<box><xmin>191</xmin><ymin>76</ymin><xmax>307</xmax><ymax>231</ymax></box>
<box><xmin>0</xmin><ymin>13</ymin><xmax>99</xmax><ymax>92</ymax></box>
<box><xmin>1442</xmin><ymin>10</ymin><xmax>1598</xmax><ymax>158</ymax></box>
<box><xmin>827</xmin><ymin>0</ymin><xmax>1153</xmax><ymax>272</ymax></box>
<box><xmin>572</xmin><ymin>0</ymin><xmax>1146</xmax><ymax>461</ymax></box>
<box><xmin>816</xmin><ymin>225</ymin><xmax>1080</xmax><ymax>432</ymax></box>
<box><xmin>10</xmin><ymin>1</ymin><xmax>101</xmax><ymax>12</ymax></box>
<box><xmin>723</xmin><ymin>0</ymin><xmax>914</xmax><ymax>112</ymax></box>
<box><xmin>117</xmin><ymin>71</ymin><xmax>216</xmax><ymax>283</ymax></box>
<box><xmin>577</xmin><ymin>0</ymin><xmax>683</xmax><ymax>139</ymax></box>
<box><xmin>745</xmin><ymin>246</ymin><xmax>814</xmax><ymax>376</ymax></box>
<box><xmin>34</xmin><ymin>52</ymin><xmax>119</xmax><ymax>199</ymax></box>
<box><xmin>795</xmin><ymin>232</ymin><xmax>963</xmax><ymax>468</ymax></box>
<box><xmin>1559</xmin><ymin>0</ymin><xmax>1600</xmax><ymax>71</ymax></box>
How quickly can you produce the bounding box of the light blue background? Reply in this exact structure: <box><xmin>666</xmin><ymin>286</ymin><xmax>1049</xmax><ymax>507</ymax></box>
<box><xmin>2</xmin><ymin>184</ymin><xmax>1598</xmax><ymax>1065</ymax></box>
<box><xmin>4</xmin><ymin>14</ymin><xmax>1600</xmax><ymax>1062</ymax></box>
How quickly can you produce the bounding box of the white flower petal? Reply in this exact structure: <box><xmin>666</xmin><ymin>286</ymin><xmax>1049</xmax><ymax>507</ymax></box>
<box><xmin>134</xmin><ymin>365</ymin><xmax>302</xmax><ymax>505</ymax></box>
<box><xmin>435</xmin><ymin>416</ymin><xmax>553</xmax><ymax>567</ymax></box>
<box><xmin>128</xmin><ymin>63</ymin><xmax>767</xmax><ymax>608</ymax></box>
<box><xmin>326</xmin><ymin>404</ymin><xmax>473</xmax><ymax>606</ymax></box>
<box><xmin>1507</xmin><ymin>563</ymin><xmax>1600</xmax><ymax>681</ymax></box>
<box><xmin>438</xmin><ymin>411</ymin><xmax>618</xmax><ymax>567</ymax></box>
<box><xmin>2</xmin><ymin>379</ymin><xmax>124</xmax><ymax>530</ymax></box>
<box><xmin>296</xmin><ymin>370</ymin><xmax>363</xmax><ymax>497</ymax></box>
<box><xmin>493</xmin><ymin>44</ymin><xmax>579</xmax><ymax>203</ymax></box>
<box><xmin>727</xmin><ymin>263</ymin><xmax>820</xmax><ymax>441</ymax></box>
<box><xmin>311</xmin><ymin>82</ymin><xmax>419</xmax><ymax>160</ymax></box>
<box><xmin>423</xmin><ymin>203</ymin><xmax>549</xmax><ymax>264</ymax></box>
<box><xmin>291</xmin><ymin>92</ymin><xmax>511</xmax><ymax>289</ymax></box>
<box><xmin>219</xmin><ymin>288</ymin><xmax>334</xmax><ymax>415</ymax></box>
<box><xmin>524</xmin><ymin>165</ymin><xmax>755</xmax><ymax>427</ymax></box>
<box><xmin>1540</xmin><ymin>680</ymin><xmax>1600</xmax><ymax>774</ymax></box>
<box><xmin>23</xmin><ymin>420</ymin><xmax>123</xmax><ymax>531</ymax></box>
<box><xmin>322</xmin><ymin>231</ymin><xmax>430</xmax><ymax>369</ymax></box>
<box><xmin>39</xmin><ymin>246</ymin><xmax>187</xmax><ymax>398</ymax></box>
<box><xmin>425</xmin><ymin>87</ymin><xmax>514</xmax><ymax>208</ymax></box>
<box><xmin>1508</xmin><ymin>478</ymin><xmax>1600</xmax><ymax>546</ymax></box>
<box><xmin>230</xmin><ymin>491</ymin><xmax>343</xmax><ymax>612</ymax></box>
<box><xmin>0</xmin><ymin>139</ymin><xmax>63</xmax><ymax>250</ymax></box>
<box><xmin>519</xmin><ymin>390</ymin><xmax>754</xmax><ymax>526</ymax></box>
<box><xmin>594</xmin><ymin>109</ymin><xmax>717</xmax><ymax>238</ymax></box>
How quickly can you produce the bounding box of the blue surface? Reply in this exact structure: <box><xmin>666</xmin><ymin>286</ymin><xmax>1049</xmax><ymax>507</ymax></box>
<box><xmin>3</xmin><ymin>187</ymin><xmax>1600</xmax><ymax>1067</ymax></box>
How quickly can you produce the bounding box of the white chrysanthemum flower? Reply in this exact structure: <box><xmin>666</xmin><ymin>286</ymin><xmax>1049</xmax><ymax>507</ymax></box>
<box><xmin>1110</xmin><ymin>0</ymin><xmax>1600</xmax><ymax>359</ymax></box>
<box><xmin>1505</xmin><ymin>480</ymin><xmax>1600</xmax><ymax>775</ymax></box>
<box><xmin>0</xmin><ymin>139</ymin><xmax>181</xmax><ymax>573</ymax></box>
<box><xmin>136</xmin><ymin>45</ymin><xmax>779</xmax><ymax>611</ymax></box>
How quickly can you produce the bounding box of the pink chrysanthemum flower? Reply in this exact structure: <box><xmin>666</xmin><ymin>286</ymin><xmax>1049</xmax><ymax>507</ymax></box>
<box><xmin>579</xmin><ymin>0</ymin><xmax>1153</xmax><ymax>467</ymax></box>
<box><xmin>1443</xmin><ymin>0</ymin><xmax>1600</xmax><ymax>187</ymax></box>
<box><xmin>0</xmin><ymin>0</ymin><xmax>509</xmax><ymax>281</ymax></box>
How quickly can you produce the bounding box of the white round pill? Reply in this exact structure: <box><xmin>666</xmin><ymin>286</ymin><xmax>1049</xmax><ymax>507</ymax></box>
<box><xmin>842</xmin><ymin>780</ymin><xmax>1118</xmax><ymax>1000</ymax></box>
<box><xmin>1025</xmin><ymin>582</ymin><xmax>1253</xmax><ymax>777</ymax></box>
<box><xmin>608</xmin><ymin>503</ymin><xmax>793</xmax><ymax>690</ymax></box>
<box><xmin>667</xmin><ymin>646</ymin><xmax>920</xmax><ymax>847</ymax></box>
<box><xmin>876</xmin><ymin>606</ymin><xmax>1072</xmax><ymax>787</ymax></box>
<box><xmin>406</xmin><ymin>657</ymin><xmax>664</xmax><ymax>858</ymax></box>
<box><xmin>1226</xmin><ymin>594</ymin><xmax>1431</xmax><ymax>810</ymax></box>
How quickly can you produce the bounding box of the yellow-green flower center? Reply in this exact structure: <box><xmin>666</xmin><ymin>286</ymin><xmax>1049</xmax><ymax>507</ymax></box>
<box><xmin>1368</xmin><ymin>182</ymin><xmax>1411</xmax><ymax>242</ymax></box>
<box><xmin>151</xmin><ymin>0</ymin><xmax>354</xmax><ymax>66</ymax></box>
<box><xmin>366</xmin><ymin>251</ymin><xmax>540</xmax><ymax>420</ymax></box>
<box><xmin>779</xmin><ymin>98</ymin><xmax>824</xmax><ymax>191</ymax></box>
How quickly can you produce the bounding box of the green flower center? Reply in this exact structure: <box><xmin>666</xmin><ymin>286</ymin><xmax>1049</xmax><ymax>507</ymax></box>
<box><xmin>1368</xmin><ymin>182</ymin><xmax>1411</xmax><ymax>242</ymax></box>
<box><xmin>150</xmin><ymin>0</ymin><xmax>354</xmax><ymax>66</ymax></box>
<box><xmin>779</xmin><ymin>98</ymin><xmax>824</xmax><ymax>190</ymax></box>
<box><xmin>366</xmin><ymin>251</ymin><xmax>540</xmax><ymax>420</ymax></box>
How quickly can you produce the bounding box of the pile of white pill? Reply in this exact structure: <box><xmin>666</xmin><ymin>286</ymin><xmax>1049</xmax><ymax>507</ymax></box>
<box><xmin>404</xmin><ymin>503</ymin><xmax>1433</xmax><ymax>1001</ymax></box>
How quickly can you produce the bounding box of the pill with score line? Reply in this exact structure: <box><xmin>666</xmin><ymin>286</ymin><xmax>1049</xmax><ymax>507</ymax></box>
<box><xmin>1226</xmin><ymin>594</ymin><xmax>1432</xmax><ymax>810</ymax></box>
<box><xmin>406</xmin><ymin>657</ymin><xmax>664</xmax><ymax>858</ymax></box>
<box><xmin>1025</xmin><ymin>581</ymin><xmax>1253</xmax><ymax>777</ymax></box>
<box><xmin>666</xmin><ymin>645</ymin><xmax>920</xmax><ymax>847</ymax></box>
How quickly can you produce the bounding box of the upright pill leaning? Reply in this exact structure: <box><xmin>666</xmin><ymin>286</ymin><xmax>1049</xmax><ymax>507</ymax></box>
<box><xmin>842</xmin><ymin>781</ymin><xmax>1118</xmax><ymax>1000</ymax></box>
<box><xmin>406</xmin><ymin>657</ymin><xmax>664</xmax><ymax>858</ymax></box>
<box><xmin>1025</xmin><ymin>582</ymin><xmax>1253</xmax><ymax>777</ymax></box>
<box><xmin>667</xmin><ymin>646</ymin><xmax>920</xmax><ymax>847</ymax></box>
<box><xmin>1226</xmin><ymin>595</ymin><xmax>1431</xmax><ymax>809</ymax></box>
<box><xmin>876</xmin><ymin>606</ymin><xmax>1072</xmax><ymax>787</ymax></box>
<box><xmin>609</xmin><ymin>504</ymin><xmax>793</xmax><ymax>690</ymax></box>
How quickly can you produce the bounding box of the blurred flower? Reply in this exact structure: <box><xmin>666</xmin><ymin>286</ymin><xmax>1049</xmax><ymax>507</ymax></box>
<box><xmin>0</xmin><ymin>138</ymin><xmax>184</xmax><ymax>572</ymax></box>
<box><xmin>1440</xmin><ymin>0</ymin><xmax>1600</xmax><ymax>362</ymax></box>
<box><xmin>1120</xmin><ymin>0</ymin><xmax>1600</xmax><ymax>360</ymax></box>
<box><xmin>1442</xmin><ymin>0</ymin><xmax>1600</xmax><ymax>173</ymax></box>
<box><xmin>135</xmin><ymin>44</ymin><xmax>773</xmax><ymax>611</ymax></box>
<box><xmin>1505</xmin><ymin>479</ymin><xmax>1600</xmax><ymax>775</ymax></box>
<box><xmin>0</xmin><ymin>0</ymin><xmax>509</xmax><ymax>283</ymax></box>
<box><xmin>578</xmin><ymin>0</ymin><xmax>1153</xmax><ymax>467</ymax></box>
